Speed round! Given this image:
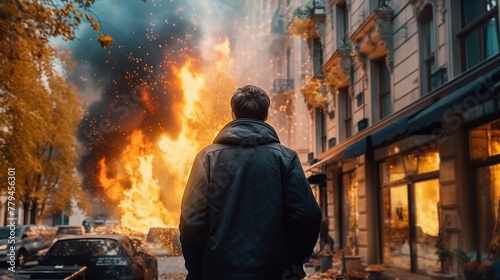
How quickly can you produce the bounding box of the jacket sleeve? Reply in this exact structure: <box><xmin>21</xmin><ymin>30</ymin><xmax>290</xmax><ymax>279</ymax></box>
<box><xmin>282</xmin><ymin>153</ymin><xmax>322</xmax><ymax>265</ymax></box>
<box><xmin>179</xmin><ymin>153</ymin><xmax>209</xmax><ymax>280</ymax></box>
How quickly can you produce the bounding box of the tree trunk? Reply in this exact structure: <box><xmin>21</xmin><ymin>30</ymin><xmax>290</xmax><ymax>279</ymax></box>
<box><xmin>30</xmin><ymin>199</ymin><xmax>37</xmax><ymax>225</ymax></box>
<box><xmin>22</xmin><ymin>201</ymin><xmax>30</xmax><ymax>225</ymax></box>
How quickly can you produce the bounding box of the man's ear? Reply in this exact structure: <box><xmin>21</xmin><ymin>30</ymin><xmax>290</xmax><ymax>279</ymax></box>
<box><xmin>231</xmin><ymin>111</ymin><xmax>236</xmax><ymax>120</ymax></box>
<box><xmin>263</xmin><ymin>112</ymin><xmax>268</xmax><ymax>121</ymax></box>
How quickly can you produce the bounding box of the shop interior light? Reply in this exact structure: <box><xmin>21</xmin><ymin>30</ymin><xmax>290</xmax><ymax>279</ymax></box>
<box><xmin>402</xmin><ymin>153</ymin><xmax>420</xmax><ymax>175</ymax></box>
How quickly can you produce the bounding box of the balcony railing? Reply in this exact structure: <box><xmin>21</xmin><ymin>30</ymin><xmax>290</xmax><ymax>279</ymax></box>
<box><xmin>273</xmin><ymin>79</ymin><xmax>294</xmax><ymax>94</ymax></box>
<box><xmin>293</xmin><ymin>7</ymin><xmax>312</xmax><ymax>19</ymax></box>
<box><xmin>311</xmin><ymin>0</ymin><xmax>325</xmax><ymax>19</ymax></box>
<box><xmin>292</xmin><ymin>0</ymin><xmax>325</xmax><ymax>19</ymax></box>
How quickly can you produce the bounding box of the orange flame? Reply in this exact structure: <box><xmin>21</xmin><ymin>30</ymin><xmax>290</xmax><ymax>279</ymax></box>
<box><xmin>98</xmin><ymin>37</ymin><xmax>235</xmax><ymax>234</ymax></box>
<box><xmin>98</xmin><ymin>158</ymin><xmax>124</xmax><ymax>202</ymax></box>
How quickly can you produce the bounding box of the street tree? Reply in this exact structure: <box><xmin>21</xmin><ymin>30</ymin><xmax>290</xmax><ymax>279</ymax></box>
<box><xmin>0</xmin><ymin>39</ymin><xmax>89</xmax><ymax>223</ymax></box>
<box><xmin>0</xmin><ymin>0</ymin><xmax>115</xmax><ymax>223</ymax></box>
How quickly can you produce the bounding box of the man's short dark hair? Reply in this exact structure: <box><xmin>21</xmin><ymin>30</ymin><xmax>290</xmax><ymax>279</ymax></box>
<box><xmin>230</xmin><ymin>85</ymin><xmax>270</xmax><ymax>121</ymax></box>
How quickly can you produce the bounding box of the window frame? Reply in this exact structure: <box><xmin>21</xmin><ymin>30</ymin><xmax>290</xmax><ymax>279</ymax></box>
<box><xmin>418</xmin><ymin>4</ymin><xmax>437</xmax><ymax>94</ymax></box>
<box><xmin>378</xmin><ymin>59</ymin><xmax>391</xmax><ymax>119</ymax></box>
<box><xmin>467</xmin><ymin>117</ymin><xmax>500</xmax><ymax>262</ymax></box>
<box><xmin>379</xmin><ymin>148</ymin><xmax>440</xmax><ymax>273</ymax></box>
<box><xmin>343</xmin><ymin>88</ymin><xmax>352</xmax><ymax>139</ymax></box>
<box><xmin>458</xmin><ymin>0</ymin><xmax>499</xmax><ymax>71</ymax></box>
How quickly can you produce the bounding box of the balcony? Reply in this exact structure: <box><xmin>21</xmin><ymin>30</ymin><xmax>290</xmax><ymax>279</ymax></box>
<box><xmin>349</xmin><ymin>0</ymin><xmax>393</xmax><ymax>72</ymax></box>
<box><xmin>323</xmin><ymin>49</ymin><xmax>352</xmax><ymax>89</ymax></box>
<box><xmin>271</xmin><ymin>79</ymin><xmax>294</xmax><ymax>115</ymax></box>
<box><xmin>310</xmin><ymin>0</ymin><xmax>325</xmax><ymax>21</ymax></box>
<box><xmin>289</xmin><ymin>0</ymin><xmax>326</xmax><ymax>41</ymax></box>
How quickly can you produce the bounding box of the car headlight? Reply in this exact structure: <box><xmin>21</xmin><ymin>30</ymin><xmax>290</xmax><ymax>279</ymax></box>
<box><xmin>0</xmin><ymin>244</ymin><xmax>7</xmax><ymax>250</ymax></box>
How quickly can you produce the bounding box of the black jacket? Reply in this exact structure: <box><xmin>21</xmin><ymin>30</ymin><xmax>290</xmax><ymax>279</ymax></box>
<box><xmin>180</xmin><ymin>119</ymin><xmax>322</xmax><ymax>280</ymax></box>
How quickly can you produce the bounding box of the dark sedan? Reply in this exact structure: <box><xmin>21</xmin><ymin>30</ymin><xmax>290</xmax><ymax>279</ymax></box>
<box><xmin>38</xmin><ymin>235</ymin><xmax>158</xmax><ymax>280</ymax></box>
<box><xmin>0</xmin><ymin>225</ymin><xmax>54</xmax><ymax>267</ymax></box>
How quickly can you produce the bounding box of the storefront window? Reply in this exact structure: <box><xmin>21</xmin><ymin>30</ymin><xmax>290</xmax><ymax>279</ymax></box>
<box><xmin>469</xmin><ymin>119</ymin><xmax>500</xmax><ymax>160</ymax></box>
<box><xmin>477</xmin><ymin>163</ymin><xmax>500</xmax><ymax>258</ymax></box>
<box><xmin>381</xmin><ymin>157</ymin><xmax>405</xmax><ymax>184</ymax></box>
<box><xmin>383</xmin><ymin>185</ymin><xmax>410</xmax><ymax>269</ymax></box>
<box><xmin>415</xmin><ymin>180</ymin><xmax>440</xmax><ymax>272</ymax></box>
<box><xmin>381</xmin><ymin>150</ymin><xmax>439</xmax><ymax>184</ymax></box>
<box><xmin>380</xmin><ymin>148</ymin><xmax>440</xmax><ymax>272</ymax></box>
<box><xmin>343</xmin><ymin>171</ymin><xmax>358</xmax><ymax>255</ymax></box>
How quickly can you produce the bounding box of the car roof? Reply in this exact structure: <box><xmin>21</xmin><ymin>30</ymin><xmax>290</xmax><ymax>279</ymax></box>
<box><xmin>0</xmin><ymin>225</ymin><xmax>39</xmax><ymax>230</ymax></box>
<box><xmin>54</xmin><ymin>234</ymin><xmax>130</xmax><ymax>241</ymax></box>
<box><xmin>57</xmin><ymin>225</ymin><xmax>83</xmax><ymax>228</ymax></box>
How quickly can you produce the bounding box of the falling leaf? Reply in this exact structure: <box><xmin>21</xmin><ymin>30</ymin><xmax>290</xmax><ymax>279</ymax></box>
<box><xmin>91</xmin><ymin>22</ymin><xmax>100</xmax><ymax>32</ymax></box>
<box><xmin>98</xmin><ymin>34</ymin><xmax>113</xmax><ymax>47</ymax></box>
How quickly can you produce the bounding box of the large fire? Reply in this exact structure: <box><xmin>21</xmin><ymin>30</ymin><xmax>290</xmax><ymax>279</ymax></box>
<box><xmin>98</xmin><ymin>38</ymin><xmax>234</xmax><ymax>234</ymax></box>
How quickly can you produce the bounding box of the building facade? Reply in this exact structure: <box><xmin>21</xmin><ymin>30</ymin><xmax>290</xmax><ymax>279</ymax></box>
<box><xmin>281</xmin><ymin>0</ymin><xmax>499</xmax><ymax>277</ymax></box>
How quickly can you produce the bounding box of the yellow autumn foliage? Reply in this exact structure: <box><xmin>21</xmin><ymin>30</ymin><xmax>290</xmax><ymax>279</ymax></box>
<box><xmin>91</xmin><ymin>22</ymin><xmax>100</xmax><ymax>32</ymax></box>
<box><xmin>98</xmin><ymin>34</ymin><xmax>114</xmax><ymax>48</ymax></box>
<box><xmin>289</xmin><ymin>18</ymin><xmax>315</xmax><ymax>38</ymax></box>
<box><xmin>300</xmin><ymin>79</ymin><xmax>326</xmax><ymax>109</ymax></box>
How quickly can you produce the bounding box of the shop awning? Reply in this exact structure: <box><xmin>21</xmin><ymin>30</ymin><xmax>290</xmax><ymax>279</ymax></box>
<box><xmin>407</xmin><ymin>67</ymin><xmax>500</xmax><ymax>134</ymax></box>
<box><xmin>307</xmin><ymin>173</ymin><xmax>326</xmax><ymax>185</ymax></box>
<box><xmin>344</xmin><ymin>136</ymin><xmax>371</xmax><ymax>159</ymax></box>
<box><xmin>370</xmin><ymin>117</ymin><xmax>409</xmax><ymax>148</ymax></box>
<box><xmin>343</xmin><ymin>66</ymin><xmax>500</xmax><ymax>159</ymax></box>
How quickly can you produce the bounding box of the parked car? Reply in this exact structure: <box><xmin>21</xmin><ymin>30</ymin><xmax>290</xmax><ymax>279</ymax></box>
<box><xmin>0</xmin><ymin>225</ymin><xmax>54</xmax><ymax>267</ymax></box>
<box><xmin>144</xmin><ymin>227</ymin><xmax>182</xmax><ymax>256</ymax></box>
<box><xmin>38</xmin><ymin>235</ymin><xmax>158</xmax><ymax>280</ymax></box>
<box><xmin>56</xmin><ymin>225</ymin><xmax>85</xmax><ymax>236</ymax></box>
<box><xmin>51</xmin><ymin>225</ymin><xmax>86</xmax><ymax>244</ymax></box>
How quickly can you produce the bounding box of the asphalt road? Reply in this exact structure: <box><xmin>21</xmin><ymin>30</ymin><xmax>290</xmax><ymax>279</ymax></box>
<box><xmin>0</xmin><ymin>256</ymin><xmax>187</xmax><ymax>280</ymax></box>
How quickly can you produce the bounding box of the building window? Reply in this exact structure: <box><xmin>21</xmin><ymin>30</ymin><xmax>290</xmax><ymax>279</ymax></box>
<box><xmin>459</xmin><ymin>0</ymin><xmax>499</xmax><ymax>71</ymax></box>
<box><xmin>340</xmin><ymin>88</ymin><xmax>352</xmax><ymax>140</ymax></box>
<box><xmin>469</xmin><ymin>118</ymin><xmax>500</xmax><ymax>160</ymax></box>
<box><xmin>380</xmin><ymin>149</ymin><xmax>440</xmax><ymax>273</ymax></box>
<box><xmin>378</xmin><ymin>59</ymin><xmax>391</xmax><ymax>119</ymax></box>
<box><xmin>335</xmin><ymin>2</ymin><xmax>349</xmax><ymax>48</ymax></box>
<box><xmin>312</xmin><ymin>38</ymin><xmax>324</xmax><ymax>78</ymax></box>
<box><xmin>469</xmin><ymin>118</ymin><xmax>500</xmax><ymax>260</ymax></box>
<box><xmin>287</xmin><ymin>48</ymin><xmax>292</xmax><ymax>79</ymax></box>
<box><xmin>418</xmin><ymin>4</ymin><xmax>436</xmax><ymax>94</ymax></box>
<box><xmin>315</xmin><ymin>108</ymin><xmax>327</xmax><ymax>154</ymax></box>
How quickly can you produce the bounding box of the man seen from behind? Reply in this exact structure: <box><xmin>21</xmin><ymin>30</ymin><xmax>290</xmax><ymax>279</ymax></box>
<box><xmin>179</xmin><ymin>85</ymin><xmax>322</xmax><ymax>280</ymax></box>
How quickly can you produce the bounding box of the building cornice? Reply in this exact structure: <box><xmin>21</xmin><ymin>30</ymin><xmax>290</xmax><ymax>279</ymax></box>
<box><xmin>322</xmin><ymin>49</ymin><xmax>352</xmax><ymax>90</ymax></box>
<box><xmin>349</xmin><ymin>6</ymin><xmax>394</xmax><ymax>73</ymax></box>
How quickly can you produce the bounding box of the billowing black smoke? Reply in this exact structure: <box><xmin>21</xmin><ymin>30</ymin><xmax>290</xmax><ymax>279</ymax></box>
<box><xmin>68</xmin><ymin>0</ymin><xmax>247</xmax><ymax>215</ymax></box>
<box><xmin>71</xmin><ymin>0</ymin><xmax>201</xmax><ymax>210</ymax></box>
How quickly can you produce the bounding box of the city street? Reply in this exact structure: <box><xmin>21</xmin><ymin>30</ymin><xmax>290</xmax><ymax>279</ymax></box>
<box><xmin>0</xmin><ymin>256</ymin><xmax>187</xmax><ymax>280</ymax></box>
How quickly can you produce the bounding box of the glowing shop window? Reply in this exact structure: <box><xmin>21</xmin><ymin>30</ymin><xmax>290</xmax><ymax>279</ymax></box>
<box><xmin>414</xmin><ymin>179</ymin><xmax>440</xmax><ymax>272</ymax></box>
<box><xmin>380</xmin><ymin>150</ymin><xmax>439</xmax><ymax>184</ymax></box>
<box><xmin>477</xmin><ymin>163</ymin><xmax>500</xmax><ymax>258</ymax></box>
<box><xmin>469</xmin><ymin>119</ymin><xmax>500</xmax><ymax>160</ymax></box>
<box><xmin>343</xmin><ymin>171</ymin><xmax>359</xmax><ymax>255</ymax></box>
<box><xmin>383</xmin><ymin>185</ymin><xmax>410</xmax><ymax>269</ymax></box>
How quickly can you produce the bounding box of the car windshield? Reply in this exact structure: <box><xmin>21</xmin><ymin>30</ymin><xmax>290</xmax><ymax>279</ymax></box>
<box><xmin>57</xmin><ymin>227</ymin><xmax>83</xmax><ymax>235</ymax></box>
<box><xmin>0</xmin><ymin>227</ymin><xmax>22</xmax><ymax>238</ymax></box>
<box><xmin>48</xmin><ymin>239</ymin><xmax>123</xmax><ymax>257</ymax></box>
